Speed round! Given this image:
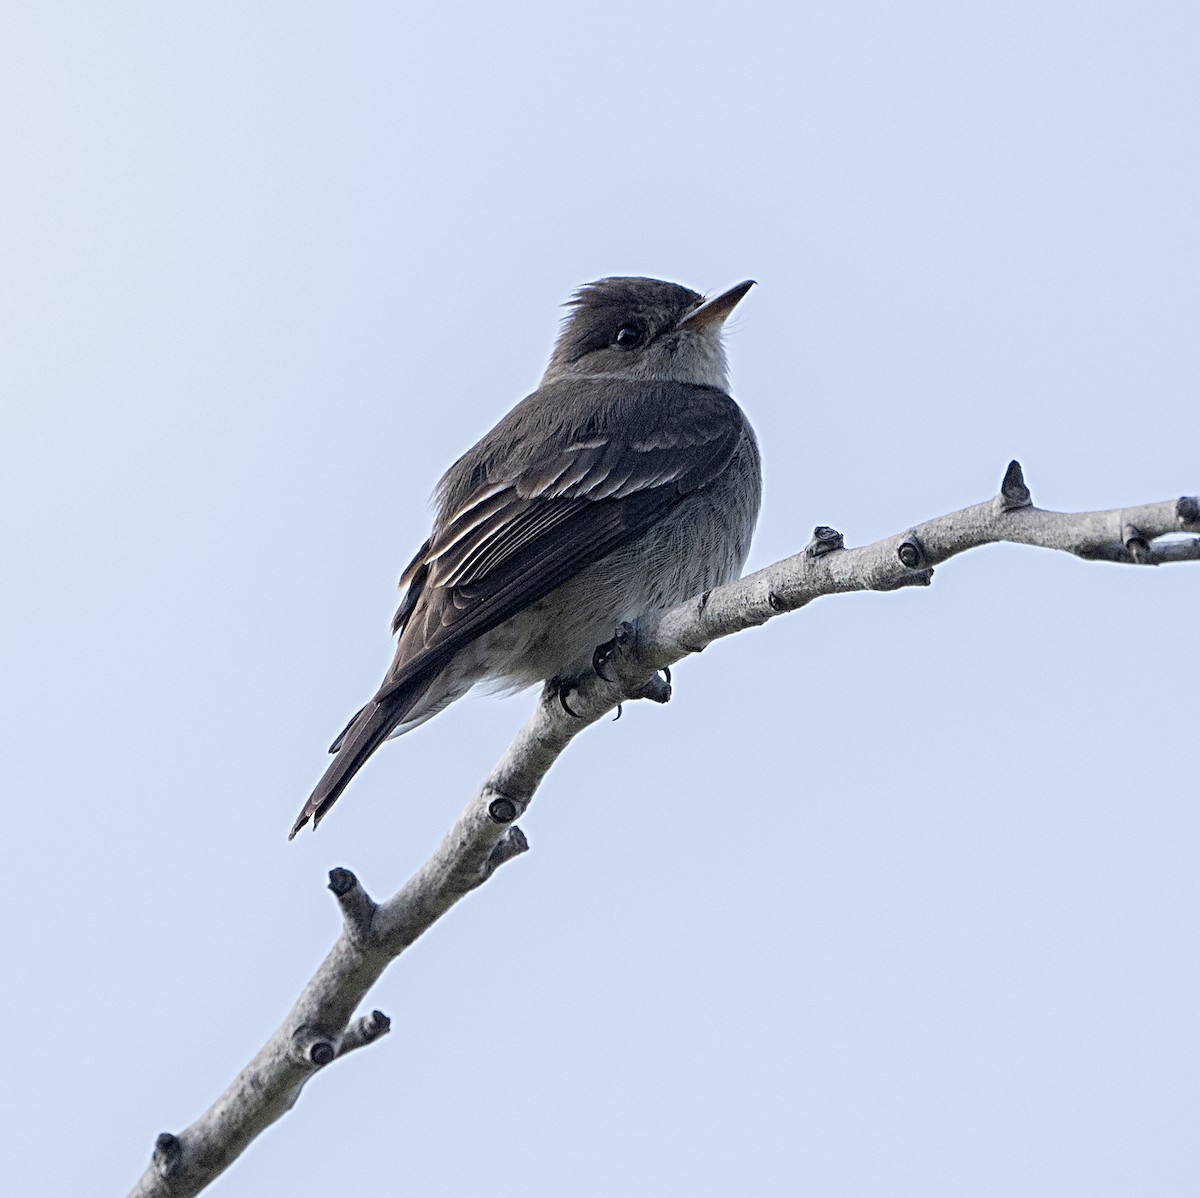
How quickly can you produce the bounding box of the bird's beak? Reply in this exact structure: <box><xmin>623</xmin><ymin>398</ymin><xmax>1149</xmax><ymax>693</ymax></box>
<box><xmin>678</xmin><ymin>279</ymin><xmax>756</xmax><ymax>331</ymax></box>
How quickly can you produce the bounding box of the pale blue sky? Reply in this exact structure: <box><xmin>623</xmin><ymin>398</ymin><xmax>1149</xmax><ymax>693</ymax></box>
<box><xmin>3</xmin><ymin>4</ymin><xmax>1197</xmax><ymax>1195</ymax></box>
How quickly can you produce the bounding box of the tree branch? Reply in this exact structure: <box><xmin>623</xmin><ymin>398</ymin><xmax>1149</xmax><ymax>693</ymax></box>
<box><xmin>127</xmin><ymin>462</ymin><xmax>1198</xmax><ymax>1197</ymax></box>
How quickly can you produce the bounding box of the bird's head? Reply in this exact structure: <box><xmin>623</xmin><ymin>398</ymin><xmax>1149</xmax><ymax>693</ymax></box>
<box><xmin>542</xmin><ymin>277</ymin><xmax>754</xmax><ymax>391</ymax></box>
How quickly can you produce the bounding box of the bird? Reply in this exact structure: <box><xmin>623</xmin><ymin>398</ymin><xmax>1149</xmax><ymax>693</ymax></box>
<box><xmin>289</xmin><ymin>276</ymin><xmax>762</xmax><ymax>837</ymax></box>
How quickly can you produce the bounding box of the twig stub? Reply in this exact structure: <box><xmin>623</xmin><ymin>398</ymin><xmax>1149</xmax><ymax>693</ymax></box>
<box><xmin>152</xmin><ymin>1132</ymin><xmax>182</xmax><ymax>1177</ymax></box>
<box><xmin>327</xmin><ymin>868</ymin><xmax>357</xmax><ymax>897</ymax></box>
<box><xmin>487</xmin><ymin>796</ymin><xmax>518</xmax><ymax>824</ymax></box>
<box><xmin>805</xmin><ymin>525</ymin><xmax>844</xmax><ymax>557</ymax></box>
<box><xmin>998</xmin><ymin>459</ymin><xmax>1032</xmax><ymax>510</ymax></box>
<box><xmin>897</xmin><ymin>535</ymin><xmax>925</xmax><ymax>569</ymax></box>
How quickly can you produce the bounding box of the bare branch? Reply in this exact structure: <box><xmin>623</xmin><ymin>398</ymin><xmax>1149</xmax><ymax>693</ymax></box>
<box><xmin>127</xmin><ymin>464</ymin><xmax>1197</xmax><ymax>1196</ymax></box>
<box><xmin>337</xmin><ymin>1009</ymin><xmax>392</xmax><ymax>1058</ymax></box>
<box><xmin>327</xmin><ymin>866</ymin><xmax>376</xmax><ymax>944</ymax></box>
<box><xmin>644</xmin><ymin>464</ymin><xmax>1198</xmax><ymax>668</ymax></box>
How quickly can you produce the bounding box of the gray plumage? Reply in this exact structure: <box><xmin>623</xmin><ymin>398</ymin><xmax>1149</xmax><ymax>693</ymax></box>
<box><xmin>290</xmin><ymin>277</ymin><xmax>761</xmax><ymax>837</ymax></box>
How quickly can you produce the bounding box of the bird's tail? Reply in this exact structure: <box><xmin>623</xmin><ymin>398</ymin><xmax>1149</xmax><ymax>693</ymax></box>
<box><xmin>288</xmin><ymin>674</ymin><xmax>433</xmax><ymax>838</ymax></box>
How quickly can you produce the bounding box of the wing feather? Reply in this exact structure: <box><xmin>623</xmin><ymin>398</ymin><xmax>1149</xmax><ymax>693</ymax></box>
<box><xmin>381</xmin><ymin>379</ymin><xmax>745</xmax><ymax>700</ymax></box>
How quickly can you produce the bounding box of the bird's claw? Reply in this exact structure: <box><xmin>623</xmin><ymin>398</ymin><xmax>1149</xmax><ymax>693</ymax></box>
<box><xmin>558</xmin><ymin>679</ymin><xmax>583</xmax><ymax>718</ymax></box>
<box><xmin>592</xmin><ymin>640</ymin><xmax>617</xmax><ymax>682</ymax></box>
<box><xmin>592</xmin><ymin>620</ymin><xmax>637</xmax><ymax>683</ymax></box>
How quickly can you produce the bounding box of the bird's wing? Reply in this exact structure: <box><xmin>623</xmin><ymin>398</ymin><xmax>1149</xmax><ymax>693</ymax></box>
<box><xmin>381</xmin><ymin>378</ymin><xmax>744</xmax><ymax>694</ymax></box>
<box><xmin>291</xmin><ymin>380</ymin><xmax>744</xmax><ymax>836</ymax></box>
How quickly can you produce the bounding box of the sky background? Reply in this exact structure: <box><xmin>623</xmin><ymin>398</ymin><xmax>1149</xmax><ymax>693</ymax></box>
<box><xmin>2</xmin><ymin>3</ymin><xmax>1198</xmax><ymax>1195</ymax></box>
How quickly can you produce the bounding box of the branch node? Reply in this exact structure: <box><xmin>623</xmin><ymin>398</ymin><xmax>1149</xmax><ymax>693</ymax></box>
<box><xmin>996</xmin><ymin>459</ymin><xmax>1032</xmax><ymax>512</ymax></box>
<box><xmin>487</xmin><ymin>795</ymin><xmax>519</xmax><ymax>824</ymax></box>
<box><xmin>897</xmin><ymin>535</ymin><xmax>926</xmax><ymax>569</ymax></box>
<box><xmin>153</xmin><ymin>1132</ymin><xmax>182</xmax><ymax>1177</ymax></box>
<box><xmin>328</xmin><ymin>868</ymin><xmax>377</xmax><ymax>941</ymax></box>
<box><xmin>1176</xmin><ymin>496</ymin><xmax>1200</xmax><ymax>528</ymax></box>
<box><xmin>1122</xmin><ymin>523</ymin><xmax>1153</xmax><ymax>565</ymax></box>
<box><xmin>767</xmin><ymin>590</ymin><xmax>785</xmax><ymax>611</ymax></box>
<box><xmin>292</xmin><ymin>1025</ymin><xmax>337</xmax><ymax>1069</ymax></box>
<box><xmin>805</xmin><ymin>525</ymin><xmax>844</xmax><ymax>557</ymax></box>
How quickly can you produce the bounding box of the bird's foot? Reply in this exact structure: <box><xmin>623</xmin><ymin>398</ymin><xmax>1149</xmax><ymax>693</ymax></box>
<box><xmin>592</xmin><ymin>621</ymin><xmax>637</xmax><ymax>682</ymax></box>
<box><xmin>592</xmin><ymin>622</ymin><xmax>672</xmax><ymax>705</ymax></box>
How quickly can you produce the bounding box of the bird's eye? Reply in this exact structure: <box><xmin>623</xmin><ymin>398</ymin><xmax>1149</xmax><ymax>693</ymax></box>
<box><xmin>614</xmin><ymin>325</ymin><xmax>642</xmax><ymax>348</ymax></box>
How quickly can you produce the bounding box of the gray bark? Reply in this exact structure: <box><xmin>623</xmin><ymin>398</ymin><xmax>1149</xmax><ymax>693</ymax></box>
<box><xmin>127</xmin><ymin>463</ymin><xmax>1198</xmax><ymax>1197</ymax></box>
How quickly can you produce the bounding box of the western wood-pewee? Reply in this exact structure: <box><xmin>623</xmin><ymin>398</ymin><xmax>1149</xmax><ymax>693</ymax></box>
<box><xmin>290</xmin><ymin>277</ymin><xmax>761</xmax><ymax>836</ymax></box>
